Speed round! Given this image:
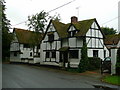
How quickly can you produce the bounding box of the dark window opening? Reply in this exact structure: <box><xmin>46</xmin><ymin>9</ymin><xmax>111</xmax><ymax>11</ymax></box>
<box><xmin>14</xmin><ymin>52</ymin><xmax>17</xmax><ymax>56</ymax></box>
<box><xmin>52</xmin><ymin>51</ymin><xmax>56</xmax><ymax>58</ymax></box>
<box><xmin>93</xmin><ymin>50</ymin><xmax>98</xmax><ymax>57</ymax></box>
<box><xmin>38</xmin><ymin>53</ymin><xmax>40</xmax><ymax>56</ymax></box>
<box><xmin>48</xmin><ymin>34</ymin><xmax>54</xmax><ymax>42</ymax></box>
<box><xmin>30</xmin><ymin>52</ymin><xmax>32</xmax><ymax>56</ymax></box>
<box><xmin>46</xmin><ymin>52</ymin><xmax>50</xmax><ymax>58</ymax></box>
<box><xmin>24</xmin><ymin>44</ymin><xmax>30</xmax><ymax>48</ymax></box>
<box><xmin>69</xmin><ymin>50</ymin><xmax>79</xmax><ymax>59</ymax></box>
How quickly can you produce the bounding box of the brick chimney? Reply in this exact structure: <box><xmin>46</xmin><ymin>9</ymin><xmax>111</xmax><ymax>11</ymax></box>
<box><xmin>71</xmin><ymin>16</ymin><xmax>78</xmax><ymax>23</ymax></box>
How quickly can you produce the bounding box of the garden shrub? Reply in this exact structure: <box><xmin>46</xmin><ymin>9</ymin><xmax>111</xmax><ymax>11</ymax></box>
<box><xmin>88</xmin><ymin>57</ymin><xmax>101</xmax><ymax>70</ymax></box>
<box><xmin>78</xmin><ymin>43</ymin><xmax>89</xmax><ymax>73</ymax></box>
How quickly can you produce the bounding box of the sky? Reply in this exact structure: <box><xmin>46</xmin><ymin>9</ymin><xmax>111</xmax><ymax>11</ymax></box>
<box><xmin>5</xmin><ymin>0</ymin><xmax>120</xmax><ymax>32</ymax></box>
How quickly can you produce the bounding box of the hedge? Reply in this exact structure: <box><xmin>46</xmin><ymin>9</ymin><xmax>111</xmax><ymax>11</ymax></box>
<box><xmin>87</xmin><ymin>57</ymin><xmax>102</xmax><ymax>70</ymax></box>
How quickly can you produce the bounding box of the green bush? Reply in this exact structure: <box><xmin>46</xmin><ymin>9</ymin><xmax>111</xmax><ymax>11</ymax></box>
<box><xmin>88</xmin><ymin>57</ymin><xmax>101</xmax><ymax>70</ymax></box>
<box><xmin>78</xmin><ymin>43</ymin><xmax>89</xmax><ymax>73</ymax></box>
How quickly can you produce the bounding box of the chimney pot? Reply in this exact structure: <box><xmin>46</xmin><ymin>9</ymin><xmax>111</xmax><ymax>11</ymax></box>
<box><xmin>71</xmin><ymin>16</ymin><xmax>78</xmax><ymax>23</ymax></box>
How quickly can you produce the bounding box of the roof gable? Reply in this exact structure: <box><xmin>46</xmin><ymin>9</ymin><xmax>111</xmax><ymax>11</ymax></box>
<box><xmin>13</xmin><ymin>28</ymin><xmax>43</xmax><ymax>45</ymax></box>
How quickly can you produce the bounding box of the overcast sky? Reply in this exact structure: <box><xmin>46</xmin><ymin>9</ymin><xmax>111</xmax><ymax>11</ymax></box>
<box><xmin>5</xmin><ymin>0</ymin><xmax>120</xmax><ymax>32</ymax></box>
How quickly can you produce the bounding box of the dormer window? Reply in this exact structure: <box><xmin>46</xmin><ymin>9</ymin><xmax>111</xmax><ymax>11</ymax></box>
<box><xmin>68</xmin><ymin>30</ymin><xmax>78</xmax><ymax>37</ymax></box>
<box><xmin>68</xmin><ymin>26</ymin><xmax>78</xmax><ymax>37</ymax></box>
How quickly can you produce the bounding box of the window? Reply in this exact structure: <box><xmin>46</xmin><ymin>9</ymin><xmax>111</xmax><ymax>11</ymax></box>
<box><xmin>52</xmin><ymin>51</ymin><xmax>56</xmax><ymax>58</ymax></box>
<box><xmin>30</xmin><ymin>52</ymin><xmax>32</xmax><ymax>57</ymax></box>
<box><xmin>68</xmin><ymin>30</ymin><xmax>78</xmax><ymax>37</ymax></box>
<box><xmin>69</xmin><ymin>50</ymin><xmax>79</xmax><ymax>59</ymax></box>
<box><xmin>46</xmin><ymin>51</ymin><xmax>56</xmax><ymax>58</ymax></box>
<box><xmin>46</xmin><ymin>52</ymin><xmax>50</xmax><ymax>58</ymax></box>
<box><xmin>38</xmin><ymin>53</ymin><xmax>40</xmax><ymax>57</ymax></box>
<box><xmin>48</xmin><ymin>34</ymin><xmax>54</xmax><ymax>42</ymax></box>
<box><xmin>93</xmin><ymin>50</ymin><xmax>98</xmax><ymax>57</ymax></box>
<box><xmin>24</xmin><ymin>44</ymin><xmax>30</xmax><ymax>48</ymax></box>
<box><xmin>14</xmin><ymin>52</ymin><xmax>17</xmax><ymax>56</ymax></box>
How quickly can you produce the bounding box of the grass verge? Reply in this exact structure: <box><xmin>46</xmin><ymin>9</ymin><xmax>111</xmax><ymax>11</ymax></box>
<box><xmin>102</xmin><ymin>75</ymin><xmax>120</xmax><ymax>86</ymax></box>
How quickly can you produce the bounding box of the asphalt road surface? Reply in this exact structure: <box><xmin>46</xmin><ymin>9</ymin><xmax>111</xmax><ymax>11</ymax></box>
<box><xmin>2</xmin><ymin>63</ymin><xmax>119</xmax><ymax>88</ymax></box>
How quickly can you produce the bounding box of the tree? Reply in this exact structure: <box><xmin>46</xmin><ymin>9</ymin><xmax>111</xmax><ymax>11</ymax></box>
<box><xmin>50</xmin><ymin>13</ymin><xmax>61</xmax><ymax>22</ymax></box>
<box><xmin>27</xmin><ymin>11</ymin><xmax>61</xmax><ymax>54</ymax></box>
<box><xmin>116</xmin><ymin>48</ymin><xmax>120</xmax><ymax>75</ymax></box>
<box><xmin>1</xmin><ymin>0</ymin><xmax>13</xmax><ymax>60</ymax></box>
<box><xmin>27</xmin><ymin>10</ymin><xmax>48</xmax><ymax>33</ymax></box>
<box><xmin>101</xmin><ymin>27</ymin><xmax>117</xmax><ymax>35</ymax></box>
<box><xmin>78</xmin><ymin>43</ymin><xmax>89</xmax><ymax>73</ymax></box>
<box><xmin>27</xmin><ymin>11</ymin><xmax>61</xmax><ymax>33</ymax></box>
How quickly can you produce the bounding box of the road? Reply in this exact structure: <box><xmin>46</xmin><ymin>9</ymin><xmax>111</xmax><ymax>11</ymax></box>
<box><xmin>2</xmin><ymin>63</ymin><xmax>119</xmax><ymax>88</ymax></box>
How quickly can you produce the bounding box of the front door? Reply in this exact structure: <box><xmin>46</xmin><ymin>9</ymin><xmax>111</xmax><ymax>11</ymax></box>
<box><xmin>60</xmin><ymin>52</ymin><xmax>68</xmax><ymax>67</ymax></box>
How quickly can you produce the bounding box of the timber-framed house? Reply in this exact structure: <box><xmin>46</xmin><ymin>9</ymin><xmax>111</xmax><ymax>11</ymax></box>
<box><xmin>10</xmin><ymin>28</ymin><xmax>43</xmax><ymax>64</ymax></box>
<box><xmin>40</xmin><ymin>16</ymin><xmax>109</xmax><ymax>67</ymax></box>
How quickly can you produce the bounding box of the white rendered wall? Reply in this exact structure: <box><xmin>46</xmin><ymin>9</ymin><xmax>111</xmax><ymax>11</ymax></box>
<box><xmin>40</xmin><ymin>23</ymin><xmax>61</xmax><ymax>63</ymax></box>
<box><xmin>10</xmin><ymin>43</ymin><xmax>19</xmax><ymax>51</ymax></box>
<box><xmin>10</xmin><ymin>52</ymin><xmax>21</xmax><ymax>62</ymax></box>
<box><xmin>69</xmin><ymin>38</ymin><xmax>76</xmax><ymax>47</ymax></box>
<box><xmin>76</xmin><ymin>38</ymin><xmax>83</xmax><ymax>47</ymax></box>
<box><xmin>111</xmin><ymin>49</ymin><xmax>117</xmax><ymax>75</ymax></box>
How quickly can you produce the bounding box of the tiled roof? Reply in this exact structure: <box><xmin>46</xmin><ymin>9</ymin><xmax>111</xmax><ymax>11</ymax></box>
<box><xmin>50</xmin><ymin>18</ymin><xmax>96</xmax><ymax>38</ymax></box>
<box><xmin>104</xmin><ymin>34</ymin><xmax>120</xmax><ymax>45</ymax></box>
<box><xmin>13</xmin><ymin>28</ymin><xmax>43</xmax><ymax>45</ymax></box>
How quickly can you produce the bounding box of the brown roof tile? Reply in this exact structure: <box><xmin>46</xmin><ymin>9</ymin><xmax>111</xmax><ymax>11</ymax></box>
<box><xmin>104</xmin><ymin>34</ymin><xmax>120</xmax><ymax>45</ymax></box>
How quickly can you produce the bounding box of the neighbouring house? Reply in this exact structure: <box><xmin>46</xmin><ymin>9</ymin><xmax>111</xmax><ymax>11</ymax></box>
<box><xmin>40</xmin><ymin>16</ymin><xmax>109</xmax><ymax>68</ymax></box>
<box><xmin>104</xmin><ymin>34</ymin><xmax>120</xmax><ymax>56</ymax></box>
<box><xmin>10</xmin><ymin>28</ymin><xmax>43</xmax><ymax>64</ymax></box>
<box><xmin>104</xmin><ymin>34</ymin><xmax>120</xmax><ymax>75</ymax></box>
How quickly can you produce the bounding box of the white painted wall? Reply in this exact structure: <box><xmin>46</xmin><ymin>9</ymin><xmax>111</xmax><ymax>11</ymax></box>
<box><xmin>69</xmin><ymin>38</ymin><xmax>76</xmax><ymax>47</ymax></box>
<box><xmin>117</xmin><ymin>40</ymin><xmax>120</xmax><ymax>47</ymax></box>
<box><xmin>10</xmin><ymin>43</ymin><xmax>19</xmax><ymax>51</ymax></box>
<box><xmin>57</xmin><ymin>41</ymin><xmax>61</xmax><ymax>50</ymax></box>
<box><xmin>85</xmin><ymin>21</ymin><xmax>107</xmax><ymax>60</ymax></box>
<box><xmin>10</xmin><ymin>42</ymin><xmax>41</xmax><ymax>63</ymax></box>
<box><xmin>111</xmin><ymin>49</ymin><xmax>117</xmax><ymax>75</ymax></box>
<box><xmin>76</xmin><ymin>38</ymin><xmax>83</xmax><ymax>47</ymax></box>
<box><xmin>88</xmin><ymin>49</ymin><xmax>104</xmax><ymax>60</ymax></box>
<box><xmin>40</xmin><ymin>42</ymin><xmax>46</xmax><ymax>62</ymax></box>
<box><xmin>20</xmin><ymin>44</ymin><xmax>33</xmax><ymax>59</ymax></box>
<box><xmin>40</xmin><ymin>23</ymin><xmax>61</xmax><ymax>64</ymax></box>
<box><xmin>10</xmin><ymin>52</ymin><xmax>21</xmax><ymax>62</ymax></box>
